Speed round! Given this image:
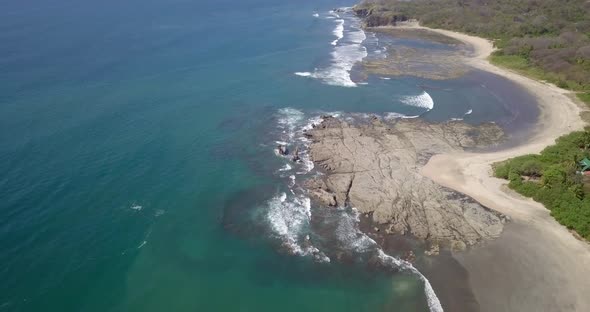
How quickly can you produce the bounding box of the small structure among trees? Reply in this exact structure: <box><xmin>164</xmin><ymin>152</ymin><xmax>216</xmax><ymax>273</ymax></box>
<box><xmin>580</xmin><ymin>157</ymin><xmax>590</xmax><ymax>174</ymax></box>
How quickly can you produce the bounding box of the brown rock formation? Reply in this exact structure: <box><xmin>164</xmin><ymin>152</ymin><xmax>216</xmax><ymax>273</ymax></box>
<box><xmin>303</xmin><ymin>116</ymin><xmax>507</xmax><ymax>248</ymax></box>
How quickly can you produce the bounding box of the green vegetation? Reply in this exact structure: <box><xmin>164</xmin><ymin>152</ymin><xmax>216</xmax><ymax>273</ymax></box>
<box><xmin>355</xmin><ymin>0</ymin><xmax>590</xmax><ymax>104</ymax></box>
<box><xmin>355</xmin><ymin>1</ymin><xmax>590</xmax><ymax>238</ymax></box>
<box><xmin>493</xmin><ymin>130</ymin><xmax>590</xmax><ymax>240</ymax></box>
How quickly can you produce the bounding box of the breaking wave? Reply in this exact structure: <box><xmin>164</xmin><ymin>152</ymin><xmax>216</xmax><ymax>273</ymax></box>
<box><xmin>267</xmin><ymin>108</ymin><xmax>443</xmax><ymax>311</ymax></box>
<box><xmin>266</xmin><ymin>192</ymin><xmax>329</xmax><ymax>262</ymax></box>
<box><xmin>329</xmin><ymin>10</ymin><xmax>340</xmax><ymax>18</ymax></box>
<box><xmin>294</xmin><ymin>72</ymin><xmax>312</xmax><ymax>77</ymax></box>
<box><xmin>295</xmin><ymin>8</ymin><xmax>367</xmax><ymax>87</ymax></box>
<box><xmin>332</xmin><ymin>19</ymin><xmax>344</xmax><ymax>46</ymax></box>
<box><xmin>384</xmin><ymin>112</ymin><xmax>420</xmax><ymax>120</ymax></box>
<box><xmin>277</xmin><ymin>107</ymin><xmax>305</xmax><ymax>141</ymax></box>
<box><xmin>450</xmin><ymin>108</ymin><xmax>474</xmax><ymax>121</ymax></box>
<box><xmin>330</xmin><ymin>207</ymin><xmax>443</xmax><ymax>312</ymax></box>
<box><xmin>378</xmin><ymin>250</ymin><xmax>443</xmax><ymax>312</ymax></box>
<box><xmin>267</xmin><ymin>109</ymin><xmax>328</xmax><ymax>262</ymax></box>
<box><xmin>400</xmin><ymin>91</ymin><xmax>435</xmax><ymax>111</ymax></box>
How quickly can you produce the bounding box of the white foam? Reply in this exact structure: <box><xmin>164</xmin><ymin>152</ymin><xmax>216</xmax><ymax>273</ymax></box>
<box><xmin>385</xmin><ymin>112</ymin><xmax>420</xmax><ymax>120</ymax></box>
<box><xmin>400</xmin><ymin>91</ymin><xmax>435</xmax><ymax>110</ymax></box>
<box><xmin>300</xmin><ymin>151</ymin><xmax>314</xmax><ymax>173</ymax></box>
<box><xmin>300</xmin><ymin>115</ymin><xmax>324</xmax><ymax>132</ymax></box>
<box><xmin>313</xmin><ymin>13</ymin><xmax>319</xmax><ymax>18</ymax></box>
<box><xmin>332</xmin><ymin>208</ymin><xmax>443</xmax><ymax>312</ymax></box>
<box><xmin>276</xmin><ymin>108</ymin><xmax>322</xmax><ymax>175</ymax></box>
<box><xmin>269</xmin><ymin>109</ymin><xmax>442</xmax><ymax>309</ymax></box>
<box><xmin>137</xmin><ymin>240</ymin><xmax>147</xmax><ymax>249</ymax></box>
<box><xmin>380</xmin><ymin>77</ymin><xmax>391</xmax><ymax>80</ymax></box>
<box><xmin>279</xmin><ymin>163</ymin><xmax>292</xmax><ymax>171</ymax></box>
<box><xmin>377</xmin><ymin>250</ymin><xmax>444</xmax><ymax>312</ymax></box>
<box><xmin>266</xmin><ymin>193</ymin><xmax>329</xmax><ymax>262</ymax></box>
<box><xmin>295</xmin><ymin>10</ymin><xmax>367</xmax><ymax>87</ymax></box>
<box><xmin>277</xmin><ymin>108</ymin><xmax>305</xmax><ymax>141</ymax></box>
<box><xmin>332</xmin><ymin>19</ymin><xmax>344</xmax><ymax>45</ymax></box>
<box><xmin>315</xmin><ymin>43</ymin><xmax>367</xmax><ymax>87</ymax></box>
<box><xmin>450</xmin><ymin>108</ymin><xmax>473</xmax><ymax>121</ymax></box>
<box><xmin>294</xmin><ymin>72</ymin><xmax>312</xmax><ymax>77</ymax></box>
<box><xmin>329</xmin><ymin>10</ymin><xmax>340</xmax><ymax>18</ymax></box>
<box><xmin>348</xmin><ymin>28</ymin><xmax>366</xmax><ymax>44</ymax></box>
<box><xmin>130</xmin><ymin>204</ymin><xmax>142</xmax><ymax>211</ymax></box>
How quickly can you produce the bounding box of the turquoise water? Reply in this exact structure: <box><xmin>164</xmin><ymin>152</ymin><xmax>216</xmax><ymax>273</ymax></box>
<box><xmin>0</xmin><ymin>0</ymin><xmax>536</xmax><ymax>311</ymax></box>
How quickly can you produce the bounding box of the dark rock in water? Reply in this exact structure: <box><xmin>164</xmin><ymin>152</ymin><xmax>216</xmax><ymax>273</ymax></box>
<box><xmin>403</xmin><ymin>250</ymin><xmax>416</xmax><ymax>263</ymax></box>
<box><xmin>292</xmin><ymin>146</ymin><xmax>301</xmax><ymax>162</ymax></box>
<box><xmin>277</xmin><ymin>145</ymin><xmax>288</xmax><ymax>156</ymax></box>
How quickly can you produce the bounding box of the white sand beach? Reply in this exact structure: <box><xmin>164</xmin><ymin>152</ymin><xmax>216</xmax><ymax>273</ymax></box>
<box><xmin>389</xmin><ymin>22</ymin><xmax>590</xmax><ymax>312</ymax></box>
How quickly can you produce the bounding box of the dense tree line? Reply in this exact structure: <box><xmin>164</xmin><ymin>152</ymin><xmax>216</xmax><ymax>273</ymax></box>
<box><xmin>494</xmin><ymin>131</ymin><xmax>590</xmax><ymax>240</ymax></box>
<box><xmin>355</xmin><ymin>0</ymin><xmax>590</xmax><ymax>95</ymax></box>
<box><xmin>355</xmin><ymin>1</ymin><xmax>590</xmax><ymax>238</ymax></box>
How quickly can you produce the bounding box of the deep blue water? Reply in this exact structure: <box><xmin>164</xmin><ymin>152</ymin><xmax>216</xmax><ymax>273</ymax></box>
<box><xmin>0</xmin><ymin>0</ymin><xmax>537</xmax><ymax>311</ymax></box>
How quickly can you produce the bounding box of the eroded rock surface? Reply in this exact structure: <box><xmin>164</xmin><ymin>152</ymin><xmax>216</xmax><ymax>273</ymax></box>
<box><xmin>362</xmin><ymin>28</ymin><xmax>469</xmax><ymax>80</ymax></box>
<box><xmin>304</xmin><ymin>116</ymin><xmax>507</xmax><ymax>248</ymax></box>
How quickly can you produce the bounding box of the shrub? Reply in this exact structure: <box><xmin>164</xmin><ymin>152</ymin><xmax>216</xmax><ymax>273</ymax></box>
<box><xmin>493</xmin><ymin>131</ymin><xmax>590</xmax><ymax>240</ymax></box>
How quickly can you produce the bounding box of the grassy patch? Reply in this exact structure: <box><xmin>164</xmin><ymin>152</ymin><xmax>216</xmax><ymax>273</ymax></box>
<box><xmin>577</xmin><ymin>92</ymin><xmax>590</xmax><ymax>105</ymax></box>
<box><xmin>490</xmin><ymin>54</ymin><xmax>575</xmax><ymax>88</ymax></box>
<box><xmin>490</xmin><ymin>54</ymin><xmax>590</xmax><ymax>108</ymax></box>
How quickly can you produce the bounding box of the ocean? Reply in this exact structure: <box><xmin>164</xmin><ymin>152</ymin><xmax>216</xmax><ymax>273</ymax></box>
<box><xmin>0</xmin><ymin>0</ymin><xmax>537</xmax><ymax>311</ymax></box>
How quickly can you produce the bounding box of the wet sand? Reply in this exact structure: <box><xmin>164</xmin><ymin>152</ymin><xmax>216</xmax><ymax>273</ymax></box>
<box><xmin>403</xmin><ymin>22</ymin><xmax>590</xmax><ymax>311</ymax></box>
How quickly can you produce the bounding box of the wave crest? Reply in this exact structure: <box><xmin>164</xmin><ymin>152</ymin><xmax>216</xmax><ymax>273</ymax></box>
<box><xmin>400</xmin><ymin>91</ymin><xmax>435</xmax><ymax>110</ymax></box>
<box><xmin>295</xmin><ymin>9</ymin><xmax>367</xmax><ymax>87</ymax></box>
<box><xmin>268</xmin><ymin>109</ymin><xmax>444</xmax><ymax>311</ymax></box>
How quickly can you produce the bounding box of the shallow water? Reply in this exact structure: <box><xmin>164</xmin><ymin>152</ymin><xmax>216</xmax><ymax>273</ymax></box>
<box><xmin>0</xmin><ymin>0</ymin><xmax>537</xmax><ymax>311</ymax></box>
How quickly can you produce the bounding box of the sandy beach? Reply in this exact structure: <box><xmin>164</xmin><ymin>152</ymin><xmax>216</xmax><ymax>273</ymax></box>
<box><xmin>388</xmin><ymin>23</ymin><xmax>590</xmax><ymax>311</ymax></box>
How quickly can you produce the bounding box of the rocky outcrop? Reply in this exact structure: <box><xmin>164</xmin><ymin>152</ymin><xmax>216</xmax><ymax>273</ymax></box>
<box><xmin>353</xmin><ymin>5</ymin><xmax>408</xmax><ymax>27</ymax></box>
<box><xmin>361</xmin><ymin>28</ymin><xmax>468</xmax><ymax>80</ymax></box>
<box><xmin>303</xmin><ymin>116</ymin><xmax>507</xmax><ymax>249</ymax></box>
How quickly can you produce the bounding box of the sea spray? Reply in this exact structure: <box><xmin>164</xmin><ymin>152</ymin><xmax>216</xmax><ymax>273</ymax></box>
<box><xmin>378</xmin><ymin>250</ymin><xmax>444</xmax><ymax>312</ymax></box>
<box><xmin>332</xmin><ymin>19</ymin><xmax>344</xmax><ymax>45</ymax></box>
<box><xmin>384</xmin><ymin>112</ymin><xmax>421</xmax><ymax>120</ymax></box>
<box><xmin>266</xmin><ymin>109</ymin><xmax>330</xmax><ymax>262</ymax></box>
<box><xmin>295</xmin><ymin>8</ymin><xmax>367</xmax><ymax>87</ymax></box>
<box><xmin>400</xmin><ymin>91</ymin><xmax>435</xmax><ymax>111</ymax></box>
<box><xmin>267</xmin><ymin>108</ymin><xmax>444</xmax><ymax>311</ymax></box>
<box><xmin>333</xmin><ymin>207</ymin><xmax>444</xmax><ymax>312</ymax></box>
<box><xmin>266</xmin><ymin>193</ymin><xmax>317</xmax><ymax>255</ymax></box>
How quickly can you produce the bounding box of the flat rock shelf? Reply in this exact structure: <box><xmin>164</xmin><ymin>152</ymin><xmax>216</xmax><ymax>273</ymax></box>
<box><xmin>303</xmin><ymin>116</ymin><xmax>509</xmax><ymax>250</ymax></box>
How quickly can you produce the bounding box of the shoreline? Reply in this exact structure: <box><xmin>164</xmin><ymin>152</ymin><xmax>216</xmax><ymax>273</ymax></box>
<box><xmin>393</xmin><ymin>23</ymin><xmax>590</xmax><ymax>311</ymax></box>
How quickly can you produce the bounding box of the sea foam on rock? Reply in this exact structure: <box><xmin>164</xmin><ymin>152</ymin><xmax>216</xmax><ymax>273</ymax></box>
<box><xmin>303</xmin><ymin>116</ymin><xmax>507</xmax><ymax>248</ymax></box>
